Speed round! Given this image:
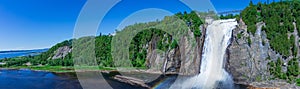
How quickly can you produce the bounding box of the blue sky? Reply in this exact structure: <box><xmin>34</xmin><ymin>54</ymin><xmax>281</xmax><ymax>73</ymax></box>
<box><xmin>0</xmin><ymin>0</ymin><xmax>273</xmax><ymax>51</ymax></box>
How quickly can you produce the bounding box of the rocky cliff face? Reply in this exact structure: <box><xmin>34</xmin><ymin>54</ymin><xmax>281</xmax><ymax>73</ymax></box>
<box><xmin>178</xmin><ymin>28</ymin><xmax>202</xmax><ymax>75</ymax></box>
<box><xmin>146</xmin><ymin>26</ymin><xmax>205</xmax><ymax>76</ymax></box>
<box><xmin>52</xmin><ymin>46</ymin><xmax>72</xmax><ymax>59</ymax></box>
<box><xmin>226</xmin><ymin>19</ymin><xmax>299</xmax><ymax>88</ymax></box>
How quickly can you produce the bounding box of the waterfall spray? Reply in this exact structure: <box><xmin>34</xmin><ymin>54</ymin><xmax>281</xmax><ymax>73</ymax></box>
<box><xmin>176</xmin><ymin>19</ymin><xmax>238</xmax><ymax>89</ymax></box>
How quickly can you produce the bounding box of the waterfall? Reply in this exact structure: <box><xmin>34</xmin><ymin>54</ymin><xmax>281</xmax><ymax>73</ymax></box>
<box><xmin>197</xmin><ymin>19</ymin><xmax>237</xmax><ymax>89</ymax></box>
<box><xmin>177</xmin><ymin>19</ymin><xmax>238</xmax><ymax>89</ymax></box>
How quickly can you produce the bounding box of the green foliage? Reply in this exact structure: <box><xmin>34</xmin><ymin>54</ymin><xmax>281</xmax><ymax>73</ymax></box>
<box><xmin>296</xmin><ymin>78</ymin><xmax>300</xmax><ymax>86</ymax></box>
<box><xmin>111</xmin><ymin>12</ymin><xmax>195</xmax><ymax>67</ymax></box>
<box><xmin>40</xmin><ymin>40</ymin><xmax>72</xmax><ymax>61</ymax></box>
<box><xmin>171</xmin><ymin>40</ymin><xmax>179</xmax><ymax>49</ymax></box>
<box><xmin>241</xmin><ymin>2</ymin><xmax>257</xmax><ymax>34</ymax></box>
<box><xmin>285</xmin><ymin>58</ymin><xmax>300</xmax><ymax>82</ymax></box>
<box><xmin>255</xmin><ymin>76</ymin><xmax>262</xmax><ymax>82</ymax></box>
<box><xmin>95</xmin><ymin>35</ymin><xmax>114</xmax><ymax>67</ymax></box>
<box><xmin>1</xmin><ymin>11</ymin><xmax>199</xmax><ymax>68</ymax></box>
<box><xmin>237</xmin><ymin>33</ymin><xmax>242</xmax><ymax>39</ymax></box>
<box><xmin>275</xmin><ymin>58</ymin><xmax>283</xmax><ymax>78</ymax></box>
<box><xmin>242</xmin><ymin>1</ymin><xmax>300</xmax><ymax>57</ymax></box>
<box><xmin>268</xmin><ymin>58</ymin><xmax>284</xmax><ymax>79</ymax></box>
<box><xmin>220</xmin><ymin>14</ymin><xmax>240</xmax><ymax>20</ymax></box>
<box><xmin>0</xmin><ymin>39</ymin><xmax>75</xmax><ymax>67</ymax></box>
<box><xmin>129</xmin><ymin>28</ymin><xmax>175</xmax><ymax>67</ymax></box>
<box><xmin>247</xmin><ymin>37</ymin><xmax>252</xmax><ymax>45</ymax></box>
<box><xmin>268</xmin><ymin>61</ymin><xmax>276</xmax><ymax>75</ymax></box>
<box><xmin>297</xmin><ymin>18</ymin><xmax>300</xmax><ymax>37</ymax></box>
<box><xmin>269</xmin><ymin>57</ymin><xmax>300</xmax><ymax>84</ymax></box>
<box><xmin>287</xmin><ymin>58</ymin><xmax>299</xmax><ymax>77</ymax></box>
<box><xmin>48</xmin><ymin>59</ymin><xmax>74</xmax><ymax>66</ymax></box>
<box><xmin>176</xmin><ymin>11</ymin><xmax>203</xmax><ymax>37</ymax></box>
<box><xmin>194</xmin><ymin>29</ymin><xmax>201</xmax><ymax>37</ymax></box>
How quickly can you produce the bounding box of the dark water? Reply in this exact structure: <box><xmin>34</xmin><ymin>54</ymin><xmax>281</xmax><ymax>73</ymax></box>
<box><xmin>0</xmin><ymin>49</ymin><xmax>48</xmax><ymax>59</ymax></box>
<box><xmin>0</xmin><ymin>69</ymin><xmax>82</xmax><ymax>89</ymax></box>
<box><xmin>0</xmin><ymin>69</ymin><xmax>148</xmax><ymax>89</ymax></box>
<box><xmin>0</xmin><ymin>69</ymin><xmax>247</xmax><ymax>89</ymax></box>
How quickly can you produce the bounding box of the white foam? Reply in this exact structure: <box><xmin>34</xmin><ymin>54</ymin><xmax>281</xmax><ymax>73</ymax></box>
<box><xmin>178</xmin><ymin>19</ymin><xmax>238</xmax><ymax>89</ymax></box>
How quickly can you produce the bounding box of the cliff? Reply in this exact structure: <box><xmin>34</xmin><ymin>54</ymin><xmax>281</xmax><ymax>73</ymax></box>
<box><xmin>226</xmin><ymin>19</ymin><xmax>300</xmax><ymax>88</ymax></box>
<box><xmin>111</xmin><ymin>13</ymin><xmax>206</xmax><ymax>76</ymax></box>
<box><xmin>52</xmin><ymin>46</ymin><xmax>72</xmax><ymax>59</ymax></box>
<box><xmin>145</xmin><ymin>27</ymin><xmax>205</xmax><ymax>75</ymax></box>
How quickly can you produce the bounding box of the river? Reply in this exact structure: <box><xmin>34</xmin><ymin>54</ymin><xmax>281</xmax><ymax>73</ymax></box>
<box><xmin>0</xmin><ymin>49</ymin><xmax>48</xmax><ymax>59</ymax></box>
<box><xmin>0</xmin><ymin>69</ymin><xmax>82</xmax><ymax>89</ymax></box>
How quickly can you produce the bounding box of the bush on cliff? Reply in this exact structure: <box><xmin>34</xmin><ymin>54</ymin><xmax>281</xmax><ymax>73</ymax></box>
<box><xmin>242</xmin><ymin>1</ymin><xmax>300</xmax><ymax>57</ymax></box>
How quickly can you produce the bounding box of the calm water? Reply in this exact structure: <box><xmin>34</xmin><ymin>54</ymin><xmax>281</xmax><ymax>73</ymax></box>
<box><xmin>0</xmin><ymin>69</ymin><xmax>247</xmax><ymax>89</ymax></box>
<box><xmin>0</xmin><ymin>69</ymin><xmax>82</xmax><ymax>89</ymax></box>
<box><xmin>0</xmin><ymin>49</ymin><xmax>48</xmax><ymax>59</ymax></box>
<box><xmin>0</xmin><ymin>69</ymin><xmax>148</xmax><ymax>89</ymax></box>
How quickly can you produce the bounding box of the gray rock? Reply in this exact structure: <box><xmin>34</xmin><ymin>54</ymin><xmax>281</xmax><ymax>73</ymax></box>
<box><xmin>145</xmin><ymin>26</ymin><xmax>204</xmax><ymax>76</ymax></box>
<box><xmin>113</xmin><ymin>75</ymin><xmax>150</xmax><ymax>88</ymax></box>
<box><xmin>226</xmin><ymin>20</ymin><xmax>299</xmax><ymax>88</ymax></box>
<box><xmin>52</xmin><ymin>46</ymin><xmax>72</xmax><ymax>59</ymax></box>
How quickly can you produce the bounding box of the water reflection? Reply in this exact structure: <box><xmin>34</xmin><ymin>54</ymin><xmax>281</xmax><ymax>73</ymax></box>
<box><xmin>0</xmin><ymin>69</ymin><xmax>82</xmax><ymax>89</ymax></box>
<box><xmin>0</xmin><ymin>69</ymin><xmax>247</xmax><ymax>89</ymax></box>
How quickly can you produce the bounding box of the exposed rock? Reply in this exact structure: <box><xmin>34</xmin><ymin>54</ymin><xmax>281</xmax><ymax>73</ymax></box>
<box><xmin>292</xmin><ymin>22</ymin><xmax>300</xmax><ymax>57</ymax></box>
<box><xmin>249</xmin><ymin>81</ymin><xmax>297</xmax><ymax>89</ymax></box>
<box><xmin>226</xmin><ymin>19</ymin><xmax>299</xmax><ymax>88</ymax></box>
<box><xmin>165</xmin><ymin>47</ymin><xmax>181</xmax><ymax>73</ymax></box>
<box><xmin>146</xmin><ymin>34</ymin><xmax>176</xmax><ymax>73</ymax></box>
<box><xmin>52</xmin><ymin>46</ymin><xmax>72</xmax><ymax>59</ymax></box>
<box><xmin>25</xmin><ymin>62</ymin><xmax>31</xmax><ymax>66</ymax></box>
<box><xmin>197</xmin><ymin>24</ymin><xmax>207</xmax><ymax>74</ymax></box>
<box><xmin>146</xmin><ymin>49</ymin><xmax>166</xmax><ymax>72</ymax></box>
<box><xmin>145</xmin><ymin>27</ymin><xmax>204</xmax><ymax>75</ymax></box>
<box><xmin>0</xmin><ymin>62</ymin><xmax>5</xmax><ymax>65</ymax></box>
<box><xmin>227</xmin><ymin>21</ymin><xmax>278</xmax><ymax>85</ymax></box>
<box><xmin>178</xmin><ymin>28</ymin><xmax>201</xmax><ymax>75</ymax></box>
<box><xmin>113</xmin><ymin>75</ymin><xmax>150</xmax><ymax>88</ymax></box>
<box><xmin>247</xmin><ymin>85</ymin><xmax>279</xmax><ymax>89</ymax></box>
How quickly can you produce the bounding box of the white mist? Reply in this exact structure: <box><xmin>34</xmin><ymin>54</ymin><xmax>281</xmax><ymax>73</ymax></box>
<box><xmin>178</xmin><ymin>19</ymin><xmax>238</xmax><ymax>89</ymax></box>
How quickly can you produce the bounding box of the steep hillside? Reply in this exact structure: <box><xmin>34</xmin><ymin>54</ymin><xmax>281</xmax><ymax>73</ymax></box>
<box><xmin>227</xmin><ymin>1</ymin><xmax>300</xmax><ymax>88</ymax></box>
<box><xmin>111</xmin><ymin>11</ymin><xmax>207</xmax><ymax>75</ymax></box>
<box><xmin>0</xmin><ymin>11</ymin><xmax>208</xmax><ymax>76</ymax></box>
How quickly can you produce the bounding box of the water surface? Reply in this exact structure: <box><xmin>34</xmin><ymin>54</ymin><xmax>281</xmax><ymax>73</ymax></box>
<box><xmin>0</xmin><ymin>49</ymin><xmax>48</xmax><ymax>59</ymax></box>
<box><xmin>0</xmin><ymin>69</ymin><xmax>82</xmax><ymax>89</ymax></box>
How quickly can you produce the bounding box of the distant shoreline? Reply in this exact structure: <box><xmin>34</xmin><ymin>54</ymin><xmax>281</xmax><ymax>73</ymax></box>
<box><xmin>0</xmin><ymin>66</ymin><xmax>116</xmax><ymax>73</ymax></box>
<box><xmin>0</xmin><ymin>48</ymin><xmax>49</xmax><ymax>59</ymax></box>
<box><xmin>0</xmin><ymin>48</ymin><xmax>49</xmax><ymax>53</ymax></box>
<box><xmin>0</xmin><ymin>66</ymin><xmax>167</xmax><ymax>74</ymax></box>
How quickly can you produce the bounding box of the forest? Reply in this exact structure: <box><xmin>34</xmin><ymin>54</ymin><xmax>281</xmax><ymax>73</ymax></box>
<box><xmin>242</xmin><ymin>0</ymin><xmax>300</xmax><ymax>57</ymax></box>
<box><xmin>0</xmin><ymin>11</ymin><xmax>201</xmax><ymax>69</ymax></box>
<box><xmin>241</xmin><ymin>0</ymin><xmax>300</xmax><ymax>85</ymax></box>
<box><xmin>1</xmin><ymin>1</ymin><xmax>300</xmax><ymax>85</ymax></box>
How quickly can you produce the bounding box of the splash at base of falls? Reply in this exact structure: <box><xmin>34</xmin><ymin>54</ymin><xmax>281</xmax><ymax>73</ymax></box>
<box><xmin>190</xmin><ymin>70</ymin><xmax>235</xmax><ymax>89</ymax></box>
<box><xmin>173</xmin><ymin>19</ymin><xmax>238</xmax><ymax>89</ymax></box>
